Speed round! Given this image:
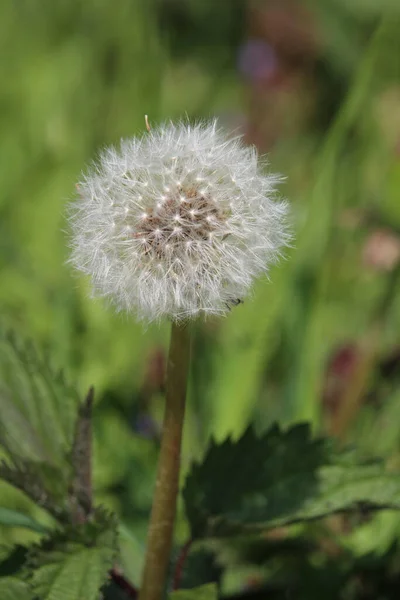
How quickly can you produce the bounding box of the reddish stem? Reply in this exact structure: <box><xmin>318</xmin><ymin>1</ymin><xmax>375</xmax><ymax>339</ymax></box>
<box><xmin>172</xmin><ymin>539</ymin><xmax>193</xmax><ymax>590</ymax></box>
<box><xmin>111</xmin><ymin>568</ymin><xmax>138</xmax><ymax>598</ymax></box>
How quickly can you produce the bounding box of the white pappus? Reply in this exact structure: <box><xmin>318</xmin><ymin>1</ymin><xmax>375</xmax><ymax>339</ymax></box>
<box><xmin>68</xmin><ymin>119</ymin><xmax>290</xmax><ymax>322</ymax></box>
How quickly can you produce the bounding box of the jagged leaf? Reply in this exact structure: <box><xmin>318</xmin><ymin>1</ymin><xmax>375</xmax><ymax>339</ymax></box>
<box><xmin>0</xmin><ymin>329</ymin><xmax>80</xmax><ymax>466</ymax></box>
<box><xmin>0</xmin><ymin>507</ymin><xmax>48</xmax><ymax>534</ymax></box>
<box><xmin>169</xmin><ymin>583</ymin><xmax>218</xmax><ymax>600</ymax></box>
<box><xmin>69</xmin><ymin>386</ymin><xmax>94</xmax><ymax>520</ymax></box>
<box><xmin>0</xmin><ymin>577</ymin><xmax>32</xmax><ymax>600</ymax></box>
<box><xmin>30</xmin><ymin>547</ymin><xmax>110</xmax><ymax>600</ymax></box>
<box><xmin>0</xmin><ymin>460</ymin><xmax>69</xmax><ymax>521</ymax></box>
<box><xmin>172</xmin><ymin>546</ymin><xmax>222</xmax><ymax>591</ymax></box>
<box><xmin>27</xmin><ymin>515</ymin><xmax>118</xmax><ymax>600</ymax></box>
<box><xmin>183</xmin><ymin>424</ymin><xmax>400</xmax><ymax>539</ymax></box>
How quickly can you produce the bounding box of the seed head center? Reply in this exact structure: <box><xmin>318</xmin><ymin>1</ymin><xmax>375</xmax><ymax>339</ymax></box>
<box><xmin>130</xmin><ymin>187</ymin><xmax>227</xmax><ymax>259</ymax></box>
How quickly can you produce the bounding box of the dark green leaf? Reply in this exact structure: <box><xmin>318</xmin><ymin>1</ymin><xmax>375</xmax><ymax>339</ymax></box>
<box><xmin>174</xmin><ymin>547</ymin><xmax>222</xmax><ymax>591</ymax></box>
<box><xmin>169</xmin><ymin>583</ymin><xmax>218</xmax><ymax>600</ymax></box>
<box><xmin>0</xmin><ymin>545</ymin><xmax>28</xmax><ymax>577</ymax></box>
<box><xmin>102</xmin><ymin>580</ymin><xmax>134</xmax><ymax>600</ymax></box>
<box><xmin>218</xmin><ymin>535</ymin><xmax>314</xmax><ymax>568</ymax></box>
<box><xmin>0</xmin><ymin>507</ymin><xmax>48</xmax><ymax>534</ymax></box>
<box><xmin>69</xmin><ymin>386</ymin><xmax>94</xmax><ymax>521</ymax></box>
<box><xmin>183</xmin><ymin>424</ymin><xmax>400</xmax><ymax>539</ymax></box>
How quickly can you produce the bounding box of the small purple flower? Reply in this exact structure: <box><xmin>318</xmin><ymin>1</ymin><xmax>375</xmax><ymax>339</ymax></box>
<box><xmin>238</xmin><ymin>40</ymin><xmax>278</xmax><ymax>83</ymax></box>
<box><xmin>134</xmin><ymin>413</ymin><xmax>160</xmax><ymax>440</ymax></box>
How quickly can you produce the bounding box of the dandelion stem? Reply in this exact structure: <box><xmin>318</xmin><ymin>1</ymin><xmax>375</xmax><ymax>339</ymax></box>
<box><xmin>139</xmin><ymin>321</ymin><xmax>192</xmax><ymax>600</ymax></box>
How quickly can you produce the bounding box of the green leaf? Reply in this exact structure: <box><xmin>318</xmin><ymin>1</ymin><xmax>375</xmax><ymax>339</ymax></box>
<box><xmin>118</xmin><ymin>523</ymin><xmax>144</xmax><ymax>587</ymax></box>
<box><xmin>0</xmin><ymin>507</ymin><xmax>48</xmax><ymax>534</ymax></box>
<box><xmin>0</xmin><ymin>545</ymin><xmax>28</xmax><ymax>577</ymax></box>
<box><xmin>169</xmin><ymin>583</ymin><xmax>218</xmax><ymax>600</ymax></box>
<box><xmin>30</xmin><ymin>546</ymin><xmax>110</xmax><ymax>600</ymax></box>
<box><xmin>0</xmin><ymin>329</ymin><xmax>84</xmax><ymax>520</ymax></box>
<box><xmin>0</xmin><ymin>460</ymin><xmax>68</xmax><ymax>521</ymax></box>
<box><xmin>0</xmin><ymin>329</ymin><xmax>80</xmax><ymax>466</ymax></box>
<box><xmin>69</xmin><ymin>386</ymin><xmax>94</xmax><ymax>520</ymax></box>
<box><xmin>183</xmin><ymin>424</ymin><xmax>400</xmax><ymax>539</ymax></box>
<box><xmin>176</xmin><ymin>548</ymin><xmax>222</xmax><ymax>591</ymax></box>
<box><xmin>0</xmin><ymin>577</ymin><xmax>32</xmax><ymax>600</ymax></box>
<box><xmin>27</xmin><ymin>518</ymin><xmax>118</xmax><ymax>600</ymax></box>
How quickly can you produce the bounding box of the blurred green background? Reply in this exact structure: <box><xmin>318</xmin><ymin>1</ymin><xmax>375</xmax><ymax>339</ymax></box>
<box><xmin>1</xmin><ymin>0</ymin><xmax>400</xmax><ymax>591</ymax></box>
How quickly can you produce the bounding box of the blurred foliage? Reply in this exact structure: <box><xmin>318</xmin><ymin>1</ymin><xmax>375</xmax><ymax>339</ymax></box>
<box><xmin>183</xmin><ymin>424</ymin><xmax>400</xmax><ymax>539</ymax></box>
<box><xmin>0</xmin><ymin>0</ymin><xmax>400</xmax><ymax>598</ymax></box>
<box><xmin>0</xmin><ymin>336</ymin><xmax>400</xmax><ymax>599</ymax></box>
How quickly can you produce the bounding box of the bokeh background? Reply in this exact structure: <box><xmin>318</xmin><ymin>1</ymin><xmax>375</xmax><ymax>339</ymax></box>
<box><xmin>1</xmin><ymin>0</ymin><xmax>400</xmax><ymax>593</ymax></box>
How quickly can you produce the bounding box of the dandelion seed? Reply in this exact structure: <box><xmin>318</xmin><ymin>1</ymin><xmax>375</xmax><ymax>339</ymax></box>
<box><xmin>67</xmin><ymin>119</ymin><xmax>290</xmax><ymax>322</ymax></box>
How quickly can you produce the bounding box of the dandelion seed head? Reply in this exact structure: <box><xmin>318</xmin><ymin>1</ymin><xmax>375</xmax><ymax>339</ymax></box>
<box><xmin>68</xmin><ymin>119</ymin><xmax>290</xmax><ymax>322</ymax></box>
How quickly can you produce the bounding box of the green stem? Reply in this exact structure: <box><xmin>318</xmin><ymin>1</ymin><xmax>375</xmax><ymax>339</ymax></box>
<box><xmin>139</xmin><ymin>321</ymin><xmax>192</xmax><ymax>600</ymax></box>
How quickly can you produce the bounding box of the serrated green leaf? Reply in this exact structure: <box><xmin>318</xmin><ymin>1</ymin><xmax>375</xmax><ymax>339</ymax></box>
<box><xmin>175</xmin><ymin>548</ymin><xmax>222</xmax><ymax>589</ymax></box>
<box><xmin>169</xmin><ymin>583</ymin><xmax>218</xmax><ymax>600</ymax></box>
<box><xmin>0</xmin><ymin>460</ymin><xmax>68</xmax><ymax>520</ymax></box>
<box><xmin>0</xmin><ymin>577</ymin><xmax>32</xmax><ymax>600</ymax></box>
<box><xmin>27</xmin><ymin>517</ymin><xmax>118</xmax><ymax>600</ymax></box>
<box><xmin>183</xmin><ymin>424</ymin><xmax>400</xmax><ymax>539</ymax></box>
<box><xmin>31</xmin><ymin>547</ymin><xmax>108</xmax><ymax>600</ymax></box>
<box><xmin>0</xmin><ymin>329</ymin><xmax>80</xmax><ymax>466</ymax></box>
<box><xmin>0</xmin><ymin>507</ymin><xmax>48</xmax><ymax>534</ymax></box>
<box><xmin>69</xmin><ymin>386</ymin><xmax>94</xmax><ymax>520</ymax></box>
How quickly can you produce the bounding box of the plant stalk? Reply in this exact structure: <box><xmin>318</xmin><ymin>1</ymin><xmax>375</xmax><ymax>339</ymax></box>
<box><xmin>139</xmin><ymin>321</ymin><xmax>192</xmax><ymax>600</ymax></box>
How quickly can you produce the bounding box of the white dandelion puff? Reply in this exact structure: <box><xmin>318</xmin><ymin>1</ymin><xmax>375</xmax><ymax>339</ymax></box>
<box><xmin>67</xmin><ymin>119</ymin><xmax>290</xmax><ymax>322</ymax></box>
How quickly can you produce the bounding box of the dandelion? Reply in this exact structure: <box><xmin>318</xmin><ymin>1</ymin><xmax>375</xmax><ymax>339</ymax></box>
<box><xmin>68</xmin><ymin>119</ymin><xmax>289</xmax><ymax>322</ymax></box>
<box><xmin>67</xmin><ymin>118</ymin><xmax>289</xmax><ymax>600</ymax></box>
